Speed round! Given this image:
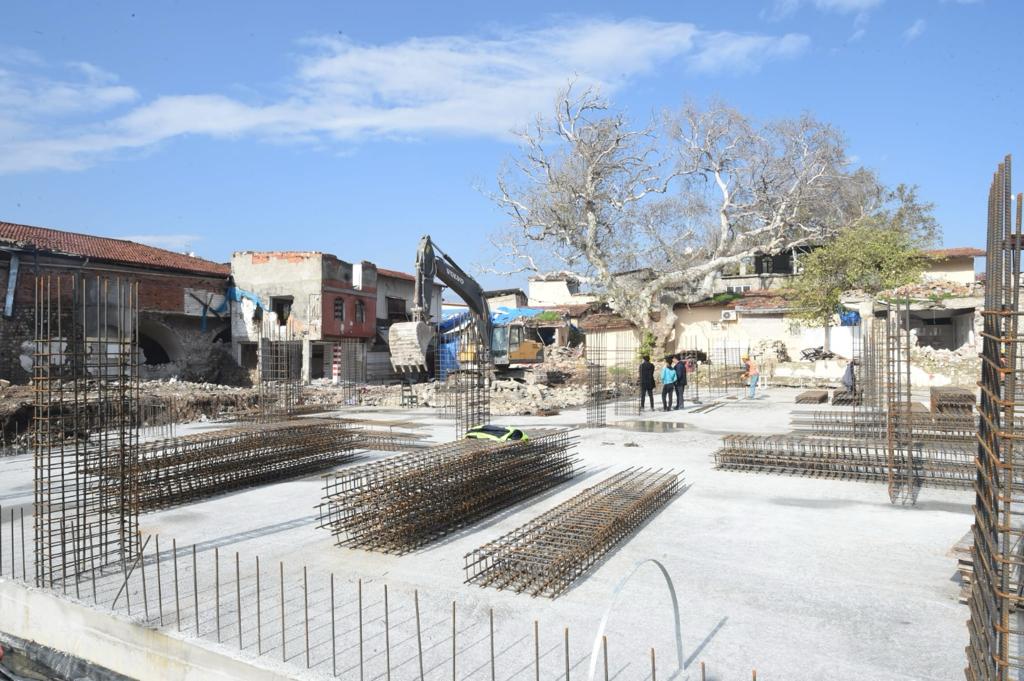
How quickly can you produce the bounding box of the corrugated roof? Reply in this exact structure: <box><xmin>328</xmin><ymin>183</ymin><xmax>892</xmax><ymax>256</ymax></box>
<box><xmin>925</xmin><ymin>247</ymin><xmax>985</xmax><ymax>259</ymax></box>
<box><xmin>0</xmin><ymin>220</ymin><xmax>229</xmax><ymax>276</ymax></box>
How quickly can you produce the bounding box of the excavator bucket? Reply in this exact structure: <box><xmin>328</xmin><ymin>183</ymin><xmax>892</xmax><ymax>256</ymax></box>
<box><xmin>388</xmin><ymin>321</ymin><xmax>433</xmax><ymax>372</ymax></box>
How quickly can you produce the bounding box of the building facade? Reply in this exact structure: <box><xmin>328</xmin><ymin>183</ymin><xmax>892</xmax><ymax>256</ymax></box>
<box><xmin>0</xmin><ymin>220</ymin><xmax>231</xmax><ymax>384</ymax></box>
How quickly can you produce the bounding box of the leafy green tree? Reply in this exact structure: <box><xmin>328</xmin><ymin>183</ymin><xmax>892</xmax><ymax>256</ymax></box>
<box><xmin>790</xmin><ymin>217</ymin><xmax>933</xmax><ymax>347</ymax></box>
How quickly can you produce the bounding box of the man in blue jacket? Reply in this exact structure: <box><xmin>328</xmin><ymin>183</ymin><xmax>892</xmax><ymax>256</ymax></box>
<box><xmin>660</xmin><ymin>357</ymin><xmax>677</xmax><ymax>411</ymax></box>
<box><xmin>673</xmin><ymin>354</ymin><xmax>687</xmax><ymax>409</ymax></box>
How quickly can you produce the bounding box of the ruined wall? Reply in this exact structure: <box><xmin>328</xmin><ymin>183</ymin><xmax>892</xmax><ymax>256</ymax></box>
<box><xmin>0</xmin><ymin>252</ymin><xmax>229</xmax><ymax>384</ymax></box>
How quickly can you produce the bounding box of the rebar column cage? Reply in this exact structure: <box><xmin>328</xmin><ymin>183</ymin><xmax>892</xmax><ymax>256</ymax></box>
<box><xmin>334</xmin><ymin>338</ymin><xmax>366</xmax><ymax>405</ymax></box>
<box><xmin>585</xmin><ymin>333</ymin><xmax>608</xmax><ymax>428</ymax></box>
<box><xmin>257</xmin><ymin>321</ymin><xmax>301</xmax><ymax>420</ymax></box>
<box><xmin>966</xmin><ymin>155</ymin><xmax>1024</xmax><ymax>681</ymax></box>
<box><xmin>450</xmin><ymin>322</ymin><xmax>490</xmax><ymax>435</ymax></box>
<box><xmin>610</xmin><ymin>333</ymin><xmax>642</xmax><ymax>417</ymax></box>
<box><xmin>884</xmin><ymin>300</ymin><xmax>919</xmax><ymax>504</ymax></box>
<box><xmin>32</xmin><ymin>273</ymin><xmax>141</xmax><ymax>589</ymax></box>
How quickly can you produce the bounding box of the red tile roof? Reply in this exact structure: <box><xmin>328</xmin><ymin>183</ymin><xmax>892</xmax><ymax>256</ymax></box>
<box><xmin>0</xmin><ymin>220</ymin><xmax>229</xmax><ymax>276</ymax></box>
<box><xmin>925</xmin><ymin>247</ymin><xmax>985</xmax><ymax>259</ymax></box>
<box><xmin>375</xmin><ymin>267</ymin><xmax>415</xmax><ymax>282</ymax></box>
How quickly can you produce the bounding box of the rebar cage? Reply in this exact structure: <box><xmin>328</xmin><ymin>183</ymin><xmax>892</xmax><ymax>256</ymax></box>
<box><xmin>32</xmin><ymin>273</ymin><xmax>141</xmax><ymax>589</ymax></box>
<box><xmin>965</xmin><ymin>155</ymin><xmax>1024</xmax><ymax>681</ymax></box>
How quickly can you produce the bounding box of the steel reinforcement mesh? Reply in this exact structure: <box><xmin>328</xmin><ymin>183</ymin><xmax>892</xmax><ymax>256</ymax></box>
<box><xmin>32</xmin><ymin>273</ymin><xmax>141</xmax><ymax>589</ymax></box>
<box><xmin>317</xmin><ymin>429</ymin><xmax>578</xmax><ymax>553</ymax></box>
<box><xmin>966</xmin><ymin>155</ymin><xmax>1024</xmax><ymax>681</ymax></box>
<box><xmin>258</xmin><ymin>322</ymin><xmax>302</xmax><ymax>421</ymax></box>
<box><xmin>126</xmin><ymin>419</ymin><xmax>361</xmax><ymax>512</ymax></box>
<box><xmin>714</xmin><ymin>434</ymin><xmax>974</xmax><ymax>489</ymax></box>
<box><xmin>464</xmin><ymin>467</ymin><xmax>681</xmax><ymax>598</ymax></box>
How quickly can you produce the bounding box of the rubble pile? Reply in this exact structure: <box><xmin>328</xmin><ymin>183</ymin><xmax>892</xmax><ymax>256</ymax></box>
<box><xmin>884</xmin><ymin>279</ymin><xmax>983</xmax><ymax>300</ymax></box>
<box><xmin>356</xmin><ymin>378</ymin><xmax>592</xmax><ymax>416</ymax></box>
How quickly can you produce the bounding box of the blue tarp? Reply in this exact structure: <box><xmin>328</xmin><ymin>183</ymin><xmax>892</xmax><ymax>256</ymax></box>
<box><xmin>839</xmin><ymin>309</ymin><xmax>861</xmax><ymax>327</ymax></box>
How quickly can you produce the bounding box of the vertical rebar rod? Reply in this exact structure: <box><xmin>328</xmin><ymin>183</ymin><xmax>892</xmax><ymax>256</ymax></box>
<box><xmin>416</xmin><ymin>590</ymin><xmax>425</xmax><ymax>681</ymax></box>
<box><xmin>331</xmin><ymin>573</ymin><xmax>336</xmax><ymax>677</ymax></box>
<box><xmin>140</xmin><ymin>538</ymin><xmax>149</xmax><ymax>620</ymax></box>
<box><xmin>489</xmin><ymin>607</ymin><xmax>495</xmax><ymax>681</ymax></box>
<box><xmin>215</xmin><ymin>547</ymin><xmax>221</xmax><ymax>642</ymax></box>
<box><xmin>173</xmin><ymin>538</ymin><xmax>180</xmax><ymax>631</ymax></box>
<box><xmin>192</xmin><ymin>545</ymin><xmax>199</xmax><ymax>635</ymax></box>
<box><xmin>384</xmin><ymin>584</ymin><xmax>391</xmax><ymax>680</ymax></box>
<box><xmin>280</xmin><ymin>562</ymin><xmax>285</xmax><ymax>662</ymax></box>
<box><xmin>564</xmin><ymin>627</ymin><xmax>570</xmax><ymax>680</ymax></box>
<box><xmin>358</xmin><ymin>578</ymin><xmax>364</xmax><ymax>681</ymax></box>
<box><xmin>304</xmin><ymin>566</ymin><xmax>310</xmax><ymax>669</ymax></box>
<box><xmin>19</xmin><ymin>508</ymin><xmax>25</xmax><ymax>581</ymax></box>
<box><xmin>535</xmin><ymin>620</ymin><xmax>540</xmax><ymax>681</ymax></box>
<box><xmin>256</xmin><ymin>556</ymin><xmax>262</xmax><ymax>655</ymax></box>
<box><xmin>651</xmin><ymin>648</ymin><xmax>656</xmax><ymax>681</ymax></box>
<box><xmin>155</xmin><ymin>535</ymin><xmax>164</xmax><ymax>626</ymax></box>
<box><xmin>236</xmin><ymin>552</ymin><xmax>242</xmax><ymax>651</ymax></box>
<box><xmin>452</xmin><ymin>600</ymin><xmax>456</xmax><ymax>681</ymax></box>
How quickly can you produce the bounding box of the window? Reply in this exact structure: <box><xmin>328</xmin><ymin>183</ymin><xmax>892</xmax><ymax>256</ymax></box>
<box><xmin>355</xmin><ymin>299</ymin><xmax>365</xmax><ymax>323</ymax></box>
<box><xmin>760</xmin><ymin>256</ymin><xmax>774</xmax><ymax>274</ymax></box>
<box><xmin>270</xmin><ymin>296</ymin><xmax>293</xmax><ymax>326</ymax></box>
<box><xmin>386</xmin><ymin>296</ymin><xmax>408</xmax><ymax>322</ymax></box>
<box><xmin>334</xmin><ymin>297</ymin><xmax>345</xmax><ymax>322</ymax></box>
<box><xmin>510</xmin><ymin>325</ymin><xmax>523</xmax><ymax>348</ymax></box>
<box><xmin>727</xmin><ymin>285</ymin><xmax>751</xmax><ymax>294</ymax></box>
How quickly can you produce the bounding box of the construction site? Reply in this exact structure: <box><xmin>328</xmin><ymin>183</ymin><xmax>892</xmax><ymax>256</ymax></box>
<box><xmin>0</xmin><ymin>155</ymin><xmax>1017</xmax><ymax>680</ymax></box>
<box><xmin>0</xmin><ymin>3</ymin><xmax>1018</xmax><ymax>677</ymax></box>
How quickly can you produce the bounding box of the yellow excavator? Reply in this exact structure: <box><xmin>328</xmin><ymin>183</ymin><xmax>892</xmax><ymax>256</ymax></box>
<box><xmin>388</xmin><ymin>235</ymin><xmax>544</xmax><ymax>373</ymax></box>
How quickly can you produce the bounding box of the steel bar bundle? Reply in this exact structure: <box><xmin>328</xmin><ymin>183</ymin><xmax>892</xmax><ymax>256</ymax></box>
<box><xmin>122</xmin><ymin>419</ymin><xmax>360</xmax><ymax>512</ymax></box>
<box><xmin>714</xmin><ymin>434</ymin><xmax>974</xmax><ymax>489</ymax></box>
<box><xmin>930</xmin><ymin>386</ymin><xmax>976</xmax><ymax>414</ymax></box>
<box><xmin>790</xmin><ymin>408</ymin><xmax>977</xmax><ymax>445</ymax></box>
<box><xmin>318</xmin><ymin>428</ymin><xmax>578</xmax><ymax>553</ymax></box>
<box><xmin>795</xmin><ymin>390</ymin><xmax>829</xmax><ymax>404</ymax></box>
<box><xmin>965</xmin><ymin>155</ymin><xmax>1024</xmax><ymax>681</ymax></box>
<box><xmin>464</xmin><ymin>467</ymin><xmax>680</xmax><ymax>598</ymax></box>
<box><xmin>32</xmin><ymin>273</ymin><xmax>141</xmax><ymax>589</ymax></box>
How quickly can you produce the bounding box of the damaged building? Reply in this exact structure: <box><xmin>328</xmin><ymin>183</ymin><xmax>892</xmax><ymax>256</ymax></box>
<box><xmin>0</xmin><ymin>220</ymin><xmax>233</xmax><ymax>384</ymax></box>
<box><xmin>229</xmin><ymin>252</ymin><xmax>443</xmax><ymax>383</ymax></box>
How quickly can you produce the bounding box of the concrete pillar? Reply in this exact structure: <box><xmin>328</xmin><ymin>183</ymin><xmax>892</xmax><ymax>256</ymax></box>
<box><xmin>301</xmin><ymin>338</ymin><xmax>312</xmax><ymax>383</ymax></box>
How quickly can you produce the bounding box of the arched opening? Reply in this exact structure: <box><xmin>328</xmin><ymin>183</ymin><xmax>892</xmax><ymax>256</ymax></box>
<box><xmin>137</xmin><ymin>319</ymin><xmax>185</xmax><ymax>366</ymax></box>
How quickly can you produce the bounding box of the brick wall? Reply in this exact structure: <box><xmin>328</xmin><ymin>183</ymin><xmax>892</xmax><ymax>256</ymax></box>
<box><xmin>0</xmin><ymin>253</ymin><xmax>228</xmax><ymax>384</ymax></box>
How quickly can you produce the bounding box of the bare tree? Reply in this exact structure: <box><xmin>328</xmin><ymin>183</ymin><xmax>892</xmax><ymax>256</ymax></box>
<box><xmin>491</xmin><ymin>85</ymin><xmax>882</xmax><ymax>341</ymax></box>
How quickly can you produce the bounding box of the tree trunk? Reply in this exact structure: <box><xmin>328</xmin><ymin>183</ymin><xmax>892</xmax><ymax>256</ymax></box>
<box><xmin>823</xmin><ymin>321</ymin><xmax>831</xmax><ymax>354</ymax></box>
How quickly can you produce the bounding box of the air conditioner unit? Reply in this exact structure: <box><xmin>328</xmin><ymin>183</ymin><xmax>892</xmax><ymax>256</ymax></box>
<box><xmin>721</xmin><ymin>310</ymin><xmax>738</xmax><ymax>322</ymax></box>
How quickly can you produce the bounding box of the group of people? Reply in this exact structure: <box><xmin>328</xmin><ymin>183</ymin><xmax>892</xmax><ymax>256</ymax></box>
<box><xmin>638</xmin><ymin>352</ymin><xmax>761</xmax><ymax>411</ymax></box>
<box><xmin>638</xmin><ymin>354</ymin><xmax>690</xmax><ymax>411</ymax></box>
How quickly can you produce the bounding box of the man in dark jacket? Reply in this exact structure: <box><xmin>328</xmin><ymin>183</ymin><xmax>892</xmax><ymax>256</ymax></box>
<box><xmin>673</xmin><ymin>353</ymin><xmax>688</xmax><ymax>409</ymax></box>
<box><xmin>638</xmin><ymin>355</ymin><xmax>655</xmax><ymax>411</ymax></box>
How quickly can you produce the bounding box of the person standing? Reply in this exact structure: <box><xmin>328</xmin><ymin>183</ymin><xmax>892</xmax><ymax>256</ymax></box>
<box><xmin>673</xmin><ymin>353</ymin><xmax>688</xmax><ymax>409</ymax></box>
<box><xmin>741</xmin><ymin>354</ymin><xmax>760</xmax><ymax>399</ymax></box>
<box><xmin>638</xmin><ymin>355</ymin><xmax>655</xmax><ymax>411</ymax></box>
<box><xmin>660</xmin><ymin>357</ymin><xmax>677</xmax><ymax>411</ymax></box>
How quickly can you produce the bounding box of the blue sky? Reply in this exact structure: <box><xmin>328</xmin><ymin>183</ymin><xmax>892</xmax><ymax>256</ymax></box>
<box><xmin>0</xmin><ymin>0</ymin><xmax>1015</xmax><ymax>288</ymax></box>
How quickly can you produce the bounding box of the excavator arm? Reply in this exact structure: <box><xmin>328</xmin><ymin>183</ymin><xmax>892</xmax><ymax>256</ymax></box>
<box><xmin>389</xmin><ymin>235</ymin><xmax>494</xmax><ymax>372</ymax></box>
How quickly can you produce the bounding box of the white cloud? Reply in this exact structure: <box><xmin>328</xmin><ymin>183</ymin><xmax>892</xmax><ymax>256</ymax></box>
<box><xmin>903</xmin><ymin>18</ymin><xmax>927</xmax><ymax>41</ymax></box>
<box><xmin>121</xmin><ymin>234</ymin><xmax>202</xmax><ymax>251</ymax></box>
<box><xmin>688</xmin><ymin>32</ymin><xmax>810</xmax><ymax>74</ymax></box>
<box><xmin>0</xmin><ymin>19</ymin><xmax>810</xmax><ymax>173</ymax></box>
<box><xmin>769</xmin><ymin>0</ymin><xmax>884</xmax><ymax>18</ymax></box>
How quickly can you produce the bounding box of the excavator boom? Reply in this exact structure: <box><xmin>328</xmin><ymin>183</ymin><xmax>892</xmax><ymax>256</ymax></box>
<box><xmin>388</xmin><ymin>235</ymin><xmax>494</xmax><ymax>372</ymax></box>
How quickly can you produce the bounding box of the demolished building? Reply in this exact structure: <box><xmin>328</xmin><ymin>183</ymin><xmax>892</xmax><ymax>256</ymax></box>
<box><xmin>0</xmin><ymin>220</ymin><xmax>232</xmax><ymax>384</ymax></box>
